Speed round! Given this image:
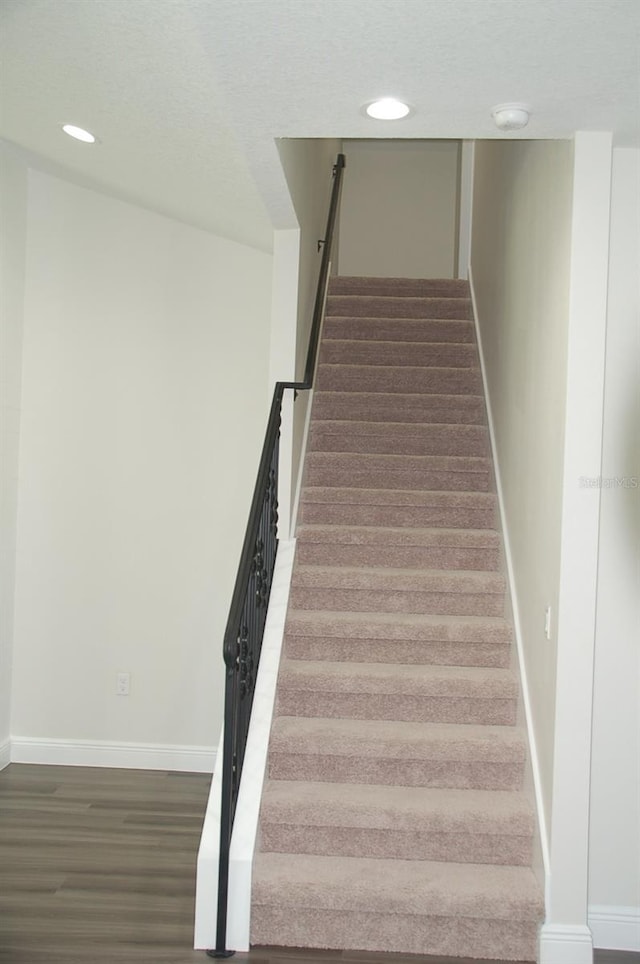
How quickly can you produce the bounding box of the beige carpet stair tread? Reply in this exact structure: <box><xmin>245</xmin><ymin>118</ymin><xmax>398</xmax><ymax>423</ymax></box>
<box><xmin>324</xmin><ymin>317</ymin><xmax>475</xmax><ymax>343</ymax></box>
<box><xmin>270</xmin><ymin>716</ymin><xmax>526</xmax><ymax>762</ymax></box>
<box><xmin>252</xmin><ymin>852</ymin><xmax>543</xmax><ymax>919</ymax></box>
<box><xmin>277</xmin><ymin>661</ymin><xmax>517</xmax><ymax>724</ymax></box>
<box><xmin>285</xmin><ymin>611</ymin><xmax>513</xmax><ymax>667</ymax></box>
<box><xmin>278</xmin><ymin>659</ymin><xmax>518</xmax><ymax>698</ymax></box>
<box><xmin>313</xmin><ymin>390</ymin><xmax>485</xmax><ymax>425</ymax></box>
<box><xmin>313</xmin><ymin>391</ymin><xmax>486</xmax><ymax>423</ymax></box>
<box><xmin>316</xmin><ymin>363</ymin><xmax>483</xmax><ymax>395</ymax></box>
<box><xmin>329</xmin><ymin>276</ymin><xmax>471</xmax><ymax>297</ymax></box>
<box><xmin>292</xmin><ymin>564</ymin><xmax>505</xmax><ymax>593</ymax></box>
<box><xmin>308</xmin><ymin>436</ymin><xmax>490</xmax><ymax>461</ymax></box>
<box><xmin>305</xmin><ymin>452</ymin><xmax>491</xmax><ymax>492</ymax></box>
<box><xmin>309</xmin><ymin>421</ymin><xmax>490</xmax><ymax>457</ymax></box>
<box><xmin>302</xmin><ymin>486</ymin><xmax>496</xmax><ymax>508</ymax></box>
<box><xmin>290</xmin><ymin>566</ymin><xmax>506</xmax><ymax>617</ymax></box>
<box><xmin>296</xmin><ymin>524</ymin><xmax>500</xmax><ymax>548</ymax></box>
<box><xmin>326</xmin><ymin>295</ymin><xmax>472</xmax><ymax>320</ymax></box>
<box><xmin>320</xmin><ymin>339</ymin><xmax>478</xmax><ymax>367</ymax></box>
<box><xmin>306</xmin><ymin>451</ymin><xmax>491</xmax><ymax>470</ymax></box>
<box><xmin>299</xmin><ymin>490</ymin><xmax>496</xmax><ymax>529</ymax></box>
<box><xmin>310</xmin><ymin>419</ymin><xmax>489</xmax><ymax>438</ymax></box>
<box><xmin>260</xmin><ymin>781</ymin><xmax>534</xmax><ymax>835</ymax></box>
<box><xmin>260</xmin><ymin>782</ymin><xmax>534</xmax><ymax>865</ymax></box>
<box><xmin>295</xmin><ymin>524</ymin><xmax>501</xmax><ymax>570</ymax></box>
<box><xmin>285</xmin><ymin>610</ymin><xmax>512</xmax><ymax>642</ymax></box>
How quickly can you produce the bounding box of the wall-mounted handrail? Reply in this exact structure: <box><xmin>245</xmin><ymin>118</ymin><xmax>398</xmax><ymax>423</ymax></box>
<box><xmin>300</xmin><ymin>154</ymin><xmax>346</xmax><ymax>388</ymax></box>
<box><xmin>208</xmin><ymin>153</ymin><xmax>345</xmax><ymax>958</ymax></box>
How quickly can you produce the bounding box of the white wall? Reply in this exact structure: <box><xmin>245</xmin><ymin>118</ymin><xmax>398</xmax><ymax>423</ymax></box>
<box><xmin>10</xmin><ymin>170</ymin><xmax>272</xmax><ymax>757</ymax></box>
<box><xmin>268</xmin><ymin>228</ymin><xmax>300</xmax><ymax>538</ymax></box>
<box><xmin>338</xmin><ymin>140</ymin><xmax>460</xmax><ymax>279</ymax></box>
<box><xmin>274</xmin><ymin>139</ymin><xmax>342</xmax><ymax>529</ymax></box>
<box><xmin>470</xmin><ymin>139</ymin><xmax>574</xmax><ymax>838</ymax></box>
<box><xmin>588</xmin><ymin>146</ymin><xmax>640</xmax><ymax>945</ymax></box>
<box><xmin>472</xmin><ymin>135</ymin><xmax>624</xmax><ymax>961</ymax></box>
<box><xmin>0</xmin><ymin>143</ymin><xmax>28</xmax><ymax>766</ymax></box>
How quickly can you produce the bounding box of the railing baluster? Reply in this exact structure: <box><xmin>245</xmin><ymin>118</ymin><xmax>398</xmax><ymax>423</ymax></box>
<box><xmin>208</xmin><ymin>154</ymin><xmax>345</xmax><ymax>958</ymax></box>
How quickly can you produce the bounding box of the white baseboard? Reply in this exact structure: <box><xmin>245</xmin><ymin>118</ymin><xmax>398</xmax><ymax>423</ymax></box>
<box><xmin>0</xmin><ymin>740</ymin><xmax>10</xmax><ymax>770</ymax></box>
<box><xmin>9</xmin><ymin>737</ymin><xmax>215</xmax><ymax>773</ymax></box>
<box><xmin>539</xmin><ymin>924</ymin><xmax>593</xmax><ymax>964</ymax></box>
<box><xmin>589</xmin><ymin>904</ymin><xmax>640</xmax><ymax>952</ymax></box>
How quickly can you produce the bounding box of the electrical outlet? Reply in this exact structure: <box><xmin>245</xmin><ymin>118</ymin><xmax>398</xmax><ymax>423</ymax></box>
<box><xmin>116</xmin><ymin>672</ymin><xmax>130</xmax><ymax>696</ymax></box>
<box><xmin>544</xmin><ymin>606</ymin><xmax>552</xmax><ymax>640</ymax></box>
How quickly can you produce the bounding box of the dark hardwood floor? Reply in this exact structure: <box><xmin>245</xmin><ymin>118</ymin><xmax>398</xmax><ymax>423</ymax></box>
<box><xmin>0</xmin><ymin>764</ymin><xmax>634</xmax><ymax>964</ymax></box>
<box><xmin>238</xmin><ymin>951</ymin><xmax>639</xmax><ymax>964</ymax></box>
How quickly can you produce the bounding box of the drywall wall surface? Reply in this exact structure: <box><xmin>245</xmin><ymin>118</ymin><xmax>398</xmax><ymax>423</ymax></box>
<box><xmin>10</xmin><ymin>169</ymin><xmax>272</xmax><ymax>748</ymax></box>
<box><xmin>338</xmin><ymin>139</ymin><xmax>459</xmax><ymax>278</ymax></box>
<box><xmin>470</xmin><ymin>138</ymin><xmax>574</xmax><ymax>838</ymax></box>
<box><xmin>275</xmin><ymin>139</ymin><xmax>342</xmax><ymax>527</ymax></box>
<box><xmin>0</xmin><ymin>143</ymin><xmax>28</xmax><ymax>759</ymax></box>
<box><xmin>589</xmin><ymin>147</ymin><xmax>640</xmax><ymax>921</ymax></box>
<box><xmin>268</xmin><ymin>227</ymin><xmax>300</xmax><ymax>537</ymax></box>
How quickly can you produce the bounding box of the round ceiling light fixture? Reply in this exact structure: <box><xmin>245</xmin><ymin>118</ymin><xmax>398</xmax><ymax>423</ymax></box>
<box><xmin>365</xmin><ymin>97</ymin><xmax>412</xmax><ymax>120</ymax></box>
<box><xmin>491</xmin><ymin>103</ymin><xmax>531</xmax><ymax>132</ymax></box>
<box><xmin>62</xmin><ymin>123</ymin><xmax>97</xmax><ymax>144</ymax></box>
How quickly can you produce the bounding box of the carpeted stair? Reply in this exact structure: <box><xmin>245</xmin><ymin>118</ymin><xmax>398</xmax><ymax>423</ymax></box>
<box><xmin>251</xmin><ymin>277</ymin><xmax>544</xmax><ymax>961</ymax></box>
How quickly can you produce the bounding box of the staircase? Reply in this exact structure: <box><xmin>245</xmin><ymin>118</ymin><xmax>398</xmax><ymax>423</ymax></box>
<box><xmin>250</xmin><ymin>277</ymin><xmax>544</xmax><ymax>961</ymax></box>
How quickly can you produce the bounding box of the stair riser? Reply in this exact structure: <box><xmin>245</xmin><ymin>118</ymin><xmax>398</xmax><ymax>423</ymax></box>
<box><xmin>259</xmin><ymin>824</ymin><xmax>533</xmax><ymax>866</ymax></box>
<box><xmin>317</xmin><ymin>365</ymin><xmax>482</xmax><ymax>395</ymax></box>
<box><xmin>276</xmin><ymin>691</ymin><xmax>517</xmax><ymax>726</ymax></box>
<box><xmin>299</xmin><ymin>502</ymin><xmax>497</xmax><ymax>529</ymax></box>
<box><xmin>319</xmin><ymin>341</ymin><xmax>478</xmax><ymax>368</ymax></box>
<box><xmin>268</xmin><ymin>754</ymin><xmax>524</xmax><ymax>791</ymax></box>
<box><xmin>309</xmin><ymin>429</ymin><xmax>489</xmax><ymax>459</ymax></box>
<box><xmin>326</xmin><ymin>296</ymin><xmax>472</xmax><ymax>319</ymax></box>
<box><xmin>305</xmin><ymin>462</ymin><xmax>490</xmax><ymax>493</ymax></box>
<box><xmin>313</xmin><ymin>392</ymin><xmax>486</xmax><ymax>424</ymax></box>
<box><xmin>251</xmin><ymin>908</ymin><xmax>537</xmax><ymax>962</ymax></box>
<box><xmin>329</xmin><ymin>278</ymin><xmax>470</xmax><ymax>298</ymax></box>
<box><xmin>324</xmin><ymin>317</ymin><xmax>474</xmax><ymax>343</ymax></box>
<box><xmin>288</xmin><ymin>588</ymin><xmax>505</xmax><ymax>617</ymax></box>
<box><xmin>285</xmin><ymin>636</ymin><xmax>511</xmax><ymax>667</ymax></box>
<box><xmin>296</xmin><ymin>543</ymin><xmax>500</xmax><ymax>571</ymax></box>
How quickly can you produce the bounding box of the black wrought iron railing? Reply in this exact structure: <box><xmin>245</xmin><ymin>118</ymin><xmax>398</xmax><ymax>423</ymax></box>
<box><xmin>208</xmin><ymin>153</ymin><xmax>345</xmax><ymax>959</ymax></box>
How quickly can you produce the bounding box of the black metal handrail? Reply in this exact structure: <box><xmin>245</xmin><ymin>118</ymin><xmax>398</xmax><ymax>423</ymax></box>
<box><xmin>208</xmin><ymin>153</ymin><xmax>345</xmax><ymax>958</ymax></box>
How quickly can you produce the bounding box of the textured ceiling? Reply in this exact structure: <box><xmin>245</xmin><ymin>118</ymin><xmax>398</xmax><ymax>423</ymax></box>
<box><xmin>1</xmin><ymin>0</ymin><xmax>639</xmax><ymax>245</ymax></box>
<box><xmin>0</xmin><ymin>0</ymin><xmax>275</xmax><ymax>249</ymax></box>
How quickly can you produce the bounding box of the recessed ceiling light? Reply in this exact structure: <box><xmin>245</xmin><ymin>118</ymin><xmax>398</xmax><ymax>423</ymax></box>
<box><xmin>491</xmin><ymin>103</ymin><xmax>531</xmax><ymax>132</ymax></box>
<box><xmin>62</xmin><ymin>124</ymin><xmax>97</xmax><ymax>144</ymax></box>
<box><xmin>365</xmin><ymin>98</ymin><xmax>411</xmax><ymax>120</ymax></box>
